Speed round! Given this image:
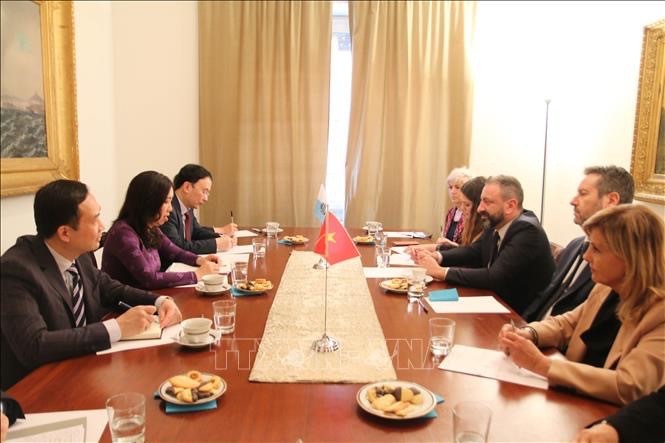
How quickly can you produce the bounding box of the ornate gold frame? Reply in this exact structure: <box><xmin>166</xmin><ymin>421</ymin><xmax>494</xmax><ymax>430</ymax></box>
<box><xmin>630</xmin><ymin>19</ymin><xmax>665</xmax><ymax>204</ymax></box>
<box><xmin>0</xmin><ymin>1</ymin><xmax>78</xmax><ymax>197</ymax></box>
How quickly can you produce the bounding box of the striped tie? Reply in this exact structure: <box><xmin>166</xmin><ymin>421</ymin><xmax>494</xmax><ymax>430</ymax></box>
<box><xmin>67</xmin><ymin>264</ymin><xmax>86</xmax><ymax>327</ymax></box>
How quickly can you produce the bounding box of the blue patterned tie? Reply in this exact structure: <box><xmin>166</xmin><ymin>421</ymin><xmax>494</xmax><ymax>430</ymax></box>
<box><xmin>67</xmin><ymin>265</ymin><xmax>86</xmax><ymax>327</ymax></box>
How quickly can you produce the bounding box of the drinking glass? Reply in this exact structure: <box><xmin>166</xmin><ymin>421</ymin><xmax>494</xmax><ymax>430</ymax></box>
<box><xmin>266</xmin><ymin>221</ymin><xmax>280</xmax><ymax>238</ymax></box>
<box><xmin>407</xmin><ymin>267</ymin><xmax>427</xmax><ymax>302</ymax></box>
<box><xmin>375</xmin><ymin>246</ymin><xmax>390</xmax><ymax>268</ymax></box>
<box><xmin>231</xmin><ymin>262</ymin><xmax>248</xmax><ymax>287</ymax></box>
<box><xmin>213</xmin><ymin>299</ymin><xmax>237</xmax><ymax>334</ymax></box>
<box><xmin>453</xmin><ymin>401</ymin><xmax>492</xmax><ymax>442</ymax></box>
<box><xmin>106</xmin><ymin>393</ymin><xmax>145</xmax><ymax>443</ymax></box>
<box><xmin>252</xmin><ymin>238</ymin><xmax>266</xmax><ymax>258</ymax></box>
<box><xmin>429</xmin><ymin>317</ymin><xmax>455</xmax><ymax>357</ymax></box>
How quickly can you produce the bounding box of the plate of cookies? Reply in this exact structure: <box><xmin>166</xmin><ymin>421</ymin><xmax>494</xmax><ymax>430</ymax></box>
<box><xmin>379</xmin><ymin>276</ymin><xmax>434</xmax><ymax>293</ymax></box>
<box><xmin>281</xmin><ymin>235</ymin><xmax>309</xmax><ymax>245</ymax></box>
<box><xmin>353</xmin><ymin>235</ymin><xmax>375</xmax><ymax>245</ymax></box>
<box><xmin>159</xmin><ymin>370</ymin><xmax>226</xmax><ymax>405</ymax></box>
<box><xmin>356</xmin><ymin>381</ymin><xmax>437</xmax><ymax>420</ymax></box>
<box><xmin>234</xmin><ymin>278</ymin><xmax>273</xmax><ymax>294</ymax></box>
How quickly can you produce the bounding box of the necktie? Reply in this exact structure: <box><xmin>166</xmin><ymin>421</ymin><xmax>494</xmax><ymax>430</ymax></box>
<box><xmin>488</xmin><ymin>231</ymin><xmax>500</xmax><ymax>268</ymax></box>
<box><xmin>184</xmin><ymin>210</ymin><xmax>192</xmax><ymax>241</ymax></box>
<box><xmin>66</xmin><ymin>264</ymin><xmax>86</xmax><ymax>327</ymax></box>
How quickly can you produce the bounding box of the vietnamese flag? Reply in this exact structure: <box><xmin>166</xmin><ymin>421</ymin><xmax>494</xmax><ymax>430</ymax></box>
<box><xmin>313</xmin><ymin>212</ymin><xmax>360</xmax><ymax>265</ymax></box>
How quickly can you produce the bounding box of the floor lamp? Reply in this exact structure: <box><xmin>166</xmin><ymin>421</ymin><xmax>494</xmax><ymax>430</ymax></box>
<box><xmin>540</xmin><ymin>99</ymin><xmax>551</xmax><ymax>224</ymax></box>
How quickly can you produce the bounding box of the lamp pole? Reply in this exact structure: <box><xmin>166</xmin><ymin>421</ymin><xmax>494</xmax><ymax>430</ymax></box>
<box><xmin>540</xmin><ymin>99</ymin><xmax>551</xmax><ymax>225</ymax></box>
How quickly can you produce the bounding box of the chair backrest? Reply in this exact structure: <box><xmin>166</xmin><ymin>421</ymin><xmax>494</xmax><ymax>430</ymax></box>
<box><xmin>550</xmin><ymin>241</ymin><xmax>564</xmax><ymax>264</ymax></box>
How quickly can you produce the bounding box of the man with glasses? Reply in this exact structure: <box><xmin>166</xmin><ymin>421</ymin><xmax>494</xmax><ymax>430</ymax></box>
<box><xmin>161</xmin><ymin>164</ymin><xmax>237</xmax><ymax>254</ymax></box>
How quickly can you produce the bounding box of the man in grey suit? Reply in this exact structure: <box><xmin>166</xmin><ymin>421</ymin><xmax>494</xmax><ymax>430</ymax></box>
<box><xmin>160</xmin><ymin>164</ymin><xmax>237</xmax><ymax>255</ymax></box>
<box><xmin>415</xmin><ymin>175</ymin><xmax>555</xmax><ymax>315</ymax></box>
<box><xmin>0</xmin><ymin>180</ymin><xmax>182</xmax><ymax>389</ymax></box>
<box><xmin>522</xmin><ymin>165</ymin><xmax>634</xmax><ymax>322</ymax></box>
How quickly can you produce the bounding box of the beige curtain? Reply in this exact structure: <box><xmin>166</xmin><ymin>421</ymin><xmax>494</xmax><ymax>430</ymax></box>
<box><xmin>345</xmin><ymin>1</ymin><xmax>476</xmax><ymax>234</ymax></box>
<box><xmin>199</xmin><ymin>1</ymin><xmax>331</xmax><ymax>228</ymax></box>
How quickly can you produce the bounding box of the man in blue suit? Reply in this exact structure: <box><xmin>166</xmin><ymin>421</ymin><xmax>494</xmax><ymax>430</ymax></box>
<box><xmin>522</xmin><ymin>165</ymin><xmax>634</xmax><ymax>322</ymax></box>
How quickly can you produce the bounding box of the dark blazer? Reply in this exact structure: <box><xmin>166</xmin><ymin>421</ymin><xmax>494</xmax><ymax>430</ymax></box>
<box><xmin>602</xmin><ymin>385</ymin><xmax>665</xmax><ymax>443</ymax></box>
<box><xmin>0</xmin><ymin>235</ymin><xmax>158</xmax><ymax>390</ymax></box>
<box><xmin>439</xmin><ymin>209</ymin><xmax>555</xmax><ymax>315</ymax></box>
<box><xmin>160</xmin><ymin>199</ymin><xmax>218</xmax><ymax>255</ymax></box>
<box><xmin>522</xmin><ymin>236</ymin><xmax>594</xmax><ymax>322</ymax></box>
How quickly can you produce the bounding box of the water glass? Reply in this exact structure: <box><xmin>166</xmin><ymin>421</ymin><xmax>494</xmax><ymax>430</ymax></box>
<box><xmin>231</xmin><ymin>262</ymin><xmax>248</xmax><ymax>287</ymax></box>
<box><xmin>429</xmin><ymin>317</ymin><xmax>455</xmax><ymax>357</ymax></box>
<box><xmin>453</xmin><ymin>401</ymin><xmax>492</xmax><ymax>442</ymax></box>
<box><xmin>106</xmin><ymin>392</ymin><xmax>145</xmax><ymax>443</ymax></box>
<box><xmin>407</xmin><ymin>267</ymin><xmax>427</xmax><ymax>301</ymax></box>
<box><xmin>375</xmin><ymin>246</ymin><xmax>390</xmax><ymax>268</ymax></box>
<box><xmin>213</xmin><ymin>299</ymin><xmax>237</xmax><ymax>334</ymax></box>
<box><xmin>366</xmin><ymin>220</ymin><xmax>381</xmax><ymax>237</ymax></box>
<box><xmin>266</xmin><ymin>221</ymin><xmax>280</xmax><ymax>238</ymax></box>
<box><xmin>252</xmin><ymin>238</ymin><xmax>266</xmax><ymax>258</ymax></box>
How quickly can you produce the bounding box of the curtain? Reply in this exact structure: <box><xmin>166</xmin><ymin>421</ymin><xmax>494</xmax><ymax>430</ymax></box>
<box><xmin>345</xmin><ymin>1</ymin><xmax>476</xmax><ymax>234</ymax></box>
<box><xmin>199</xmin><ymin>1</ymin><xmax>332</xmax><ymax>228</ymax></box>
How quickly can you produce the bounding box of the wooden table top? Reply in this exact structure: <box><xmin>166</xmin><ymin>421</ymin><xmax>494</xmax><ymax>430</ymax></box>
<box><xmin>8</xmin><ymin>227</ymin><xmax>618</xmax><ymax>442</ymax></box>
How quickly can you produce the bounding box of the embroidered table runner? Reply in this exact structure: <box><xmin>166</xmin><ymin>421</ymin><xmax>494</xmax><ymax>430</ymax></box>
<box><xmin>249</xmin><ymin>251</ymin><xmax>397</xmax><ymax>383</ymax></box>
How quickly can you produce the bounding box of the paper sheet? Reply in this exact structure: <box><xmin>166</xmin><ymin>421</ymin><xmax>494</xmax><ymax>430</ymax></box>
<box><xmin>426</xmin><ymin>296</ymin><xmax>510</xmax><ymax>314</ymax></box>
<box><xmin>220</xmin><ymin>245</ymin><xmax>254</xmax><ymax>255</ymax></box>
<box><xmin>383</xmin><ymin>231</ymin><xmax>429</xmax><ymax>238</ymax></box>
<box><xmin>390</xmin><ymin>246</ymin><xmax>410</xmax><ymax>255</ymax></box>
<box><xmin>439</xmin><ymin>344</ymin><xmax>549</xmax><ymax>389</ymax></box>
<box><xmin>97</xmin><ymin>324</ymin><xmax>181</xmax><ymax>355</ymax></box>
<box><xmin>363</xmin><ymin>267</ymin><xmax>414</xmax><ymax>279</ymax></box>
<box><xmin>233</xmin><ymin>230</ymin><xmax>258</xmax><ymax>238</ymax></box>
<box><xmin>167</xmin><ymin>253</ymin><xmax>250</xmax><ymax>284</ymax></box>
<box><xmin>387</xmin><ymin>254</ymin><xmax>416</xmax><ymax>266</ymax></box>
<box><xmin>7</xmin><ymin>409</ymin><xmax>107</xmax><ymax>443</ymax></box>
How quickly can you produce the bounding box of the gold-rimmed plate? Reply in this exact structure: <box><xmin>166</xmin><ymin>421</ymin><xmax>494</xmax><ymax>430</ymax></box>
<box><xmin>233</xmin><ymin>280</ymin><xmax>273</xmax><ymax>295</ymax></box>
<box><xmin>379</xmin><ymin>276</ymin><xmax>434</xmax><ymax>293</ymax></box>
<box><xmin>158</xmin><ymin>373</ymin><xmax>227</xmax><ymax>405</ymax></box>
<box><xmin>353</xmin><ymin>236</ymin><xmax>375</xmax><ymax>245</ymax></box>
<box><xmin>356</xmin><ymin>381</ymin><xmax>437</xmax><ymax>420</ymax></box>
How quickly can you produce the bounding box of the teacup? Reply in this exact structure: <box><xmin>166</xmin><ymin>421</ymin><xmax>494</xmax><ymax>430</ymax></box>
<box><xmin>181</xmin><ymin>318</ymin><xmax>212</xmax><ymax>344</ymax></box>
<box><xmin>202</xmin><ymin>274</ymin><xmax>227</xmax><ymax>292</ymax></box>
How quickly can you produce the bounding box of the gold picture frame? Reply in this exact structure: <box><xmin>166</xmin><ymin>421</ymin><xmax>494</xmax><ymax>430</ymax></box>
<box><xmin>630</xmin><ymin>19</ymin><xmax>665</xmax><ymax>204</ymax></box>
<box><xmin>0</xmin><ymin>1</ymin><xmax>78</xmax><ymax>197</ymax></box>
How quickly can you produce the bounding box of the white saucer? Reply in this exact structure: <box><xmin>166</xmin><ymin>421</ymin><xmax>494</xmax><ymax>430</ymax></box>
<box><xmin>195</xmin><ymin>282</ymin><xmax>231</xmax><ymax>296</ymax></box>
<box><xmin>172</xmin><ymin>331</ymin><xmax>216</xmax><ymax>348</ymax></box>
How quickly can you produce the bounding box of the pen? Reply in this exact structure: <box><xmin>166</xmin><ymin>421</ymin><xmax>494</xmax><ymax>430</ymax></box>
<box><xmin>510</xmin><ymin>319</ymin><xmax>517</xmax><ymax>333</ymax></box>
<box><xmin>118</xmin><ymin>301</ymin><xmax>133</xmax><ymax>310</ymax></box>
<box><xmin>418</xmin><ymin>299</ymin><xmax>429</xmax><ymax>314</ymax></box>
<box><xmin>230</xmin><ymin>210</ymin><xmax>234</xmax><ymax>225</ymax></box>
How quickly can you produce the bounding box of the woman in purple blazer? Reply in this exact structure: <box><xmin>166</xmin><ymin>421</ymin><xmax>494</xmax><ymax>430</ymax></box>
<box><xmin>102</xmin><ymin>171</ymin><xmax>219</xmax><ymax>290</ymax></box>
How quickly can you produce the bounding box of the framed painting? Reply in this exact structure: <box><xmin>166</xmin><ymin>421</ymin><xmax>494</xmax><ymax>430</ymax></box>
<box><xmin>0</xmin><ymin>1</ymin><xmax>78</xmax><ymax>197</ymax></box>
<box><xmin>630</xmin><ymin>19</ymin><xmax>665</xmax><ymax>204</ymax></box>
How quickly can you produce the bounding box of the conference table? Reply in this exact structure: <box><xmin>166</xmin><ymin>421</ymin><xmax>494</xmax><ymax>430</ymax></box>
<box><xmin>8</xmin><ymin>227</ymin><xmax>618</xmax><ymax>442</ymax></box>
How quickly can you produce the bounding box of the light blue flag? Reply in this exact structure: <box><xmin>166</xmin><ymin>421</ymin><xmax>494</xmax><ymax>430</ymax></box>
<box><xmin>313</xmin><ymin>184</ymin><xmax>327</xmax><ymax>222</ymax></box>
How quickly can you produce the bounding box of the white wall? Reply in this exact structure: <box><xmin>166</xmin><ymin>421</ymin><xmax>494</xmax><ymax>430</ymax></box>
<box><xmin>0</xmin><ymin>1</ymin><xmax>198</xmax><ymax>253</ymax></box>
<box><xmin>470</xmin><ymin>1</ymin><xmax>665</xmax><ymax>246</ymax></box>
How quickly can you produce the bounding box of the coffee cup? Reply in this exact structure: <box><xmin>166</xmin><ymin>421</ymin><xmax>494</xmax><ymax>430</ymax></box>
<box><xmin>202</xmin><ymin>274</ymin><xmax>227</xmax><ymax>292</ymax></box>
<box><xmin>181</xmin><ymin>318</ymin><xmax>212</xmax><ymax>344</ymax></box>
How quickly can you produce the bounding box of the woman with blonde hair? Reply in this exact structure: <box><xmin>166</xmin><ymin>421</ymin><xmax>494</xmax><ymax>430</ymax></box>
<box><xmin>498</xmin><ymin>204</ymin><xmax>665</xmax><ymax>405</ymax></box>
<box><xmin>437</xmin><ymin>167</ymin><xmax>473</xmax><ymax>247</ymax></box>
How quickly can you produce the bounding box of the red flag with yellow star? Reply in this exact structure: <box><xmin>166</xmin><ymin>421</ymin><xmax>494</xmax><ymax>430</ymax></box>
<box><xmin>313</xmin><ymin>212</ymin><xmax>360</xmax><ymax>265</ymax></box>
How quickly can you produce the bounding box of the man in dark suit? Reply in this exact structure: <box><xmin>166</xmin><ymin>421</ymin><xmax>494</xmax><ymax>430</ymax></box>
<box><xmin>0</xmin><ymin>180</ymin><xmax>182</xmax><ymax>390</ymax></box>
<box><xmin>522</xmin><ymin>165</ymin><xmax>634</xmax><ymax>322</ymax></box>
<box><xmin>160</xmin><ymin>164</ymin><xmax>237</xmax><ymax>255</ymax></box>
<box><xmin>415</xmin><ymin>175</ymin><xmax>555</xmax><ymax>315</ymax></box>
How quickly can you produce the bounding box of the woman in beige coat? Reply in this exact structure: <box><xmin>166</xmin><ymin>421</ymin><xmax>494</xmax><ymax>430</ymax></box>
<box><xmin>498</xmin><ymin>204</ymin><xmax>665</xmax><ymax>405</ymax></box>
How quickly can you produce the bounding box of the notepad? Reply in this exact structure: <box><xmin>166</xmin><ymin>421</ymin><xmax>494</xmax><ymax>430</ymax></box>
<box><xmin>120</xmin><ymin>318</ymin><xmax>162</xmax><ymax>341</ymax></box>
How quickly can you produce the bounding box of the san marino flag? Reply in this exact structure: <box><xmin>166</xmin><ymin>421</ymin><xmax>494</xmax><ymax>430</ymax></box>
<box><xmin>313</xmin><ymin>184</ymin><xmax>327</xmax><ymax>222</ymax></box>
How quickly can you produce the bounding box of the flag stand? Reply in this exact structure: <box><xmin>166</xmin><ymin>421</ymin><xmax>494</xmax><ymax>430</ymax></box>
<box><xmin>312</xmin><ymin>206</ymin><xmax>340</xmax><ymax>353</ymax></box>
<box><xmin>312</xmin><ymin>264</ymin><xmax>340</xmax><ymax>352</ymax></box>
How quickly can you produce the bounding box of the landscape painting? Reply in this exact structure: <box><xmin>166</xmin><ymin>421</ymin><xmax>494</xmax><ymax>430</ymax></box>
<box><xmin>0</xmin><ymin>0</ymin><xmax>48</xmax><ymax>159</ymax></box>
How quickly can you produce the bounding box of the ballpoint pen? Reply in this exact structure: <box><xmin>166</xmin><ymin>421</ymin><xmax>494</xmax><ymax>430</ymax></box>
<box><xmin>418</xmin><ymin>298</ymin><xmax>429</xmax><ymax>313</ymax></box>
<box><xmin>118</xmin><ymin>301</ymin><xmax>133</xmax><ymax>310</ymax></box>
<box><xmin>230</xmin><ymin>210</ymin><xmax>235</xmax><ymax>225</ymax></box>
<box><xmin>510</xmin><ymin>319</ymin><xmax>517</xmax><ymax>333</ymax></box>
